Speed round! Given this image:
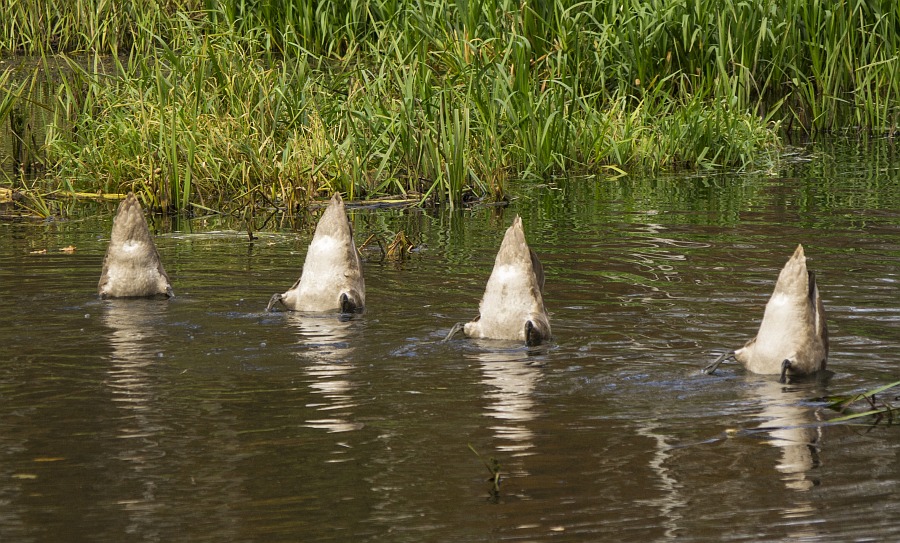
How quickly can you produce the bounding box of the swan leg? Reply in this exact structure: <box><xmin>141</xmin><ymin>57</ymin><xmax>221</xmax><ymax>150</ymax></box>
<box><xmin>779</xmin><ymin>359</ymin><xmax>792</xmax><ymax>384</ymax></box>
<box><xmin>703</xmin><ymin>350</ymin><xmax>735</xmax><ymax>375</ymax></box>
<box><xmin>443</xmin><ymin>322</ymin><xmax>465</xmax><ymax>342</ymax></box>
<box><xmin>524</xmin><ymin>320</ymin><xmax>543</xmax><ymax>347</ymax></box>
<box><xmin>340</xmin><ymin>291</ymin><xmax>362</xmax><ymax>314</ymax></box>
<box><xmin>266</xmin><ymin>293</ymin><xmax>284</xmax><ymax>312</ymax></box>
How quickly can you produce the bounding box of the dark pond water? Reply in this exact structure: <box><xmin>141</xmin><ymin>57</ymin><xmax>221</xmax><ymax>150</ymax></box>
<box><xmin>1</xmin><ymin>140</ymin><xmax>899</xmax><ymax>542</ymax></box>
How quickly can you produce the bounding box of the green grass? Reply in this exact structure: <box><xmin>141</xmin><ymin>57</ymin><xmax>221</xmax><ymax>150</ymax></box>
<box><xmin>825</xmin><ymin>380</ymin><xmax>900</xmax><ymax>425</ymax></box>
<box><xmin>2</xmin><ymin>0</ymin><xmax>898</xmax><ymax>211</ymax></box>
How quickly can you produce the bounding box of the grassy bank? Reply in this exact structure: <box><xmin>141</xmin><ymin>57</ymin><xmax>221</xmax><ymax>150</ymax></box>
<box><xmin>1</xmin><ymin>0</ymin><xmax>897</xmax><ymax>212</ymax></box>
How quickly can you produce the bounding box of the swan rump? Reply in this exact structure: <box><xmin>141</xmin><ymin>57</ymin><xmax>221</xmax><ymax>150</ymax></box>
<box><xmin>461</xmin><ymin>216</ymin><xmax>550</xmax><ymax>346</ymax></box>
<box><xmin>98</xmin><ymin>193</ymin><xmax>173</xmax><ymax>298</ymax></box>
<box><xmin>706</xmin><ymin>244</ymin><xmax>828</xmax><ymax>382</ymax></box>
<box><xmin>267</xmin><ymin>193</ymin><xmax>365</xmax><ymax>313</ymax></box>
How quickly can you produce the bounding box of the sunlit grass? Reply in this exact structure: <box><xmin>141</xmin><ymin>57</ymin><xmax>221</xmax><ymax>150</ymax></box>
<box><xmin>3</xmin><ymin>0</ymin><xmax>898</xmax><ymax>211</ymax></box>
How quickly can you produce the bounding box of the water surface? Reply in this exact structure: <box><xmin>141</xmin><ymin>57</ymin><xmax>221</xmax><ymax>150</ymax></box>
<box><xmin>1</xmin><ymin>139</ymin><xmax>898</xmax><ymax>541</ymax></box>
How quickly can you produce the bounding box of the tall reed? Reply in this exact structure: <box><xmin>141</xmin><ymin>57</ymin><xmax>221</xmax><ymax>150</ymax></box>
<box><xmin>5</xmin><ymin>0</ymin><xmax>896</xmax><ymax>210</ymax></box>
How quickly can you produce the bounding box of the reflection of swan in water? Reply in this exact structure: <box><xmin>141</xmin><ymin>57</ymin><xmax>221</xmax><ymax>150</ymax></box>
<box><xmin>103</xmin><ymin>300</ymin><xmax>242</xmax><ymax>540</ymax></box>
<box><xmin>634</xmin><ymin>379</ymin><xmax>823</xmax><ymax>540</ymax></box>
<box><xmin>751</xmin><ymin>380</ymin><xmax>822</xmax><ymax>493</ymax></box>
<box><xmin>470</xmin><ymin>346</ymin><xmax>543</xmax><ymax>458</ymax></box>
<box><xmin>104</xmin><ymin>299</ymin><xmax>169</xmax><ymax>436</ymax></box>
<box><xmin>285</xmin><ymin>313</ymin><xmax>363</xmax><ymax>434</ymax></box>
<box><xmin>635</xmin><ymin>420</ymin><xmax>685</xmax><ymax>540</ymax></box>
<box><xmin>748</xmin><ymin>379</ymin><xmax>824</xmax><ymax>540</ymax></box>
<box><xmin>102</xmin><ymin>299</ymin><xmax>170</xmax><ymax>535</ymax></box>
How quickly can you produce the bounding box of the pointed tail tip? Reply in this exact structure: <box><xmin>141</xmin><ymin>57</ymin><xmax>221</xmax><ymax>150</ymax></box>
<box><xmin>778</xmin><ymin>244</ymin><xmax>810</xmax><ymax>289</ymax></box>
<box><xmin>326</xmin><ymin>191</ymin><xmax>347</xmax><ymax>213</ymax></box>
<box><xmin>506</xmin><ymin>216</ymin><xmax>526</xmax><ymax>240</ymax></box>
<box><xmin>118</xmin><ymin>191</ymin><xmax>142</xmax><ymax>214</ymax></box>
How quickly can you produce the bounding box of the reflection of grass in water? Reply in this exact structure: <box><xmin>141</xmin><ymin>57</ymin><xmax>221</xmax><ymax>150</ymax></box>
<box><xmin>0</xmin><ymin>70</ymin><xmax>23</xmax><ymax>126</ymax></box>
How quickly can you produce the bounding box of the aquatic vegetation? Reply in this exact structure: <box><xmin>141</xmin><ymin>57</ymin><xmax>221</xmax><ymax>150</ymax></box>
<box><xmin>825</xmin><ymin>380</ymin><xmax>900</xmax><ymax>425</ymax></box>
<box><xmin>0</xmin><ymin>65</ymin><xmax>51</xmax><ymax>180</ymax></box>
<box><xmin>0</xmin><ymin>70</ymin><xmax>23</xmax><ymax>126</ymax></box>
<box><xmin>468</xmin><ymin>444</ymin><xmax>502</xmax><ymax>499</ymax></box>
<box><xmin>0</xmin><ymin>0</ymin><xmax>199</xmax><ymax>55</ymax></box>
<box><xmin>385</xmin><ymin>231</ymin><xmax>415</xmax><ymax>261</ymax></box>
<box><xmin>3</xmin><ymin>0</ymin><xmax>898</xmax><ymax>210</ymax></box>
<box><xmin>15</xmin><ymin>188</ymin><xmax>55</xmax><ymax>219</ymax></box>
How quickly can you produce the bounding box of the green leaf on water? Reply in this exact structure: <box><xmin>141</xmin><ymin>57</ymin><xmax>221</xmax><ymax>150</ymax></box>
<box><xmin>823</xmin><ymin>380</ymin><xmax>900</xmax><ymax>425</ymax></box>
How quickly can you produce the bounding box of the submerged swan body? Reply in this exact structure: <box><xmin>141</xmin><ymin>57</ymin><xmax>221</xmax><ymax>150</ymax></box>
<box><xmin>267</xmin><ymin>193</ymin><xmax>365</xmax><ymax>313</ymax></box>
<box><xmin>98</xmin><ymin>193</ymin><xmax>173</xmax><ymax>298</ymax></box>
<box><xmin>453</xmin><ymin>216</ymin><xmax>550</xmax><ymax>346</ymax></box>
<box><xmin>705</xmin><ymin>244</ymin><xmax>828</xmax><ymax>382</ymax></box>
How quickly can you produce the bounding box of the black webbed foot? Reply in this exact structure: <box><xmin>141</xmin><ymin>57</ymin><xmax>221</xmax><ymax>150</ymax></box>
<box><xmin>339</xmin><ymin>293</ymin><xmax>355</xmax><ymax>314</ymax></box>
<box><xmin>779</xmin><ymin>359</ymin><xmax>792</xmax><ymax>384</ymax></box>
<box><xmin>525</xmin><ymin>320</ymin><xmax>543</xmax><ymax>347</ymax></box>
<box><xmin>339</xmin><ymin>290</ymin><xmax>363</xmax><ymax>314</ymax></box>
